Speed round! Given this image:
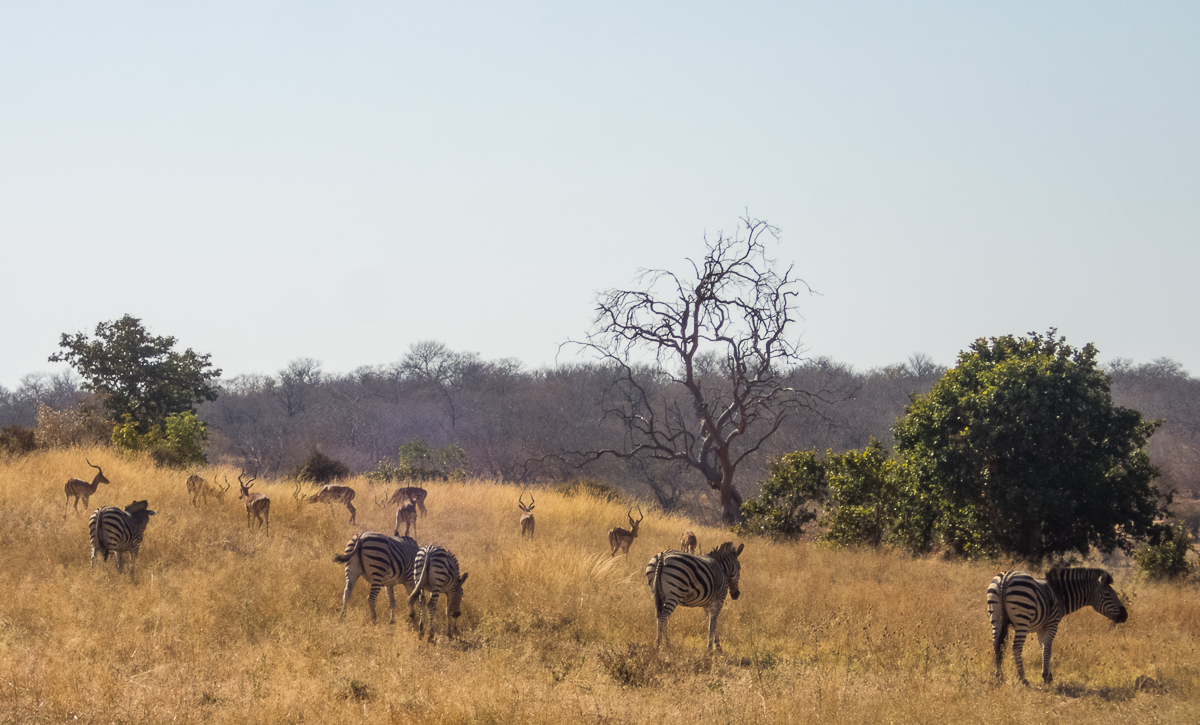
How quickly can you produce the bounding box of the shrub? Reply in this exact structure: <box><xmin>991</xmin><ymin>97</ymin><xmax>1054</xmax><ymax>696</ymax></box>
<box><xmin>820</xmin><ymin>439</ymin><xmax>903</xmax><ymax>548</ymax></box>
<box><xmin>736</xmin><ymin>451</ymin><xmax>826</xmax><ymax>540</ymax></box>
<box><xmin>111</xmin><ymin>411</ymin><xmax>208</xmax><ymax>468</ymax></box>
<box><xmin>291</xmin><ymin>449</ymin><xmax>352</xmax><ymax>484</ymax></box>
<box><xmin>35</xmin><ymin>402</ymin><xmax>111</xmax><ymax>448</ymax></box>
<box><xmin>1136</xmin><ymin>521</ymin><xmax>1195</xmax><ymax>581</ymax></box>
<box><xmin>554</xmin><ymin>476</ymin><xmax>625</xmax><ymax>503</ymax></box>
<box><xmin>0</xmin><ymin>425</ymin><xmax>38</xmax><ymax>456</ymax></box>
<box><xmin>365</xmin><ymin>439</ymin><xmax>467</xmax><ymax>483</ymax></box>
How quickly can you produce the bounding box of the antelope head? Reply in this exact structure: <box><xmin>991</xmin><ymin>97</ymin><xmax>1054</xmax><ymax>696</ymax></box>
<box><xmin>518</xmin><ymin>492</ymin><xmax>535</xmax><ymax>514</ymax></box>
<box><xmin>86</xmin><ymin>459</ymin><xmax>110</xmax><ymax>486</ymax></box>
<box><xmin>628</xmin><ymin>505</ymin><xmax>643</xmax><ymax>536</ymax></box>
<box><xmin>238</xmin><ymin>471</ymin><xmax>258</xmax><ymax>499</ymax></box>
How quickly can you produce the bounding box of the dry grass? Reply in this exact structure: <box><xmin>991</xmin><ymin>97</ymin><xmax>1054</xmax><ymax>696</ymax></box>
<box><xmin>1</xmin><ymin>447</ymin><xmax>1198</xmax><ymax>724</ymax></box>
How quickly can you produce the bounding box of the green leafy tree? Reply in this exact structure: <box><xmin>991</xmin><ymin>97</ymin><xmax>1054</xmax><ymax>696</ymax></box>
<box><xmin>50</xmin><ymin>314</ymin><xmax>220</xmax><ymax>432</ymax></box>
<box><xmin>737</xmin><ymin>451</ymin><xmax>826</xmax><ymax>540</ymax></box>
<box><xmin>893</xmin><ymin>330</ymin><xmax>1166</xmax><ymax>560</ymax></box>
<box><xmin>112</xmin><ymin>411</ymin><xmax>208</xmax><ymax>467</ymax></box>
<box><xmin>820</xmin><ymin>438</ymin><xmax>902</xmax><ymax>548</ymax></box>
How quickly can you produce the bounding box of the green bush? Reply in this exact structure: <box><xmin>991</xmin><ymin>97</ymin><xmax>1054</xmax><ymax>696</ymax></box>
<box><xmin>365</xmin><ymin>439</ymin><xmax>467</xmax><ymax>483</ymax></box>
<box><xmin>820</xmin><ymin>439</ymin><xmax>903</xmax><ymax>548</ymax></box>
<box><xmin>1136</xmin><ymin>521</ymin><xmax>1195</xmax><ymax>581</ymax></box>
<box><xmin>736</xmin><ymin>451</ymin><xmax>826</xmax><ymax>540</ymax></box>
<box><xmin>111</xmin><ymin>411</ymin><xmax>207</xmax><ymax>468</ymax></box>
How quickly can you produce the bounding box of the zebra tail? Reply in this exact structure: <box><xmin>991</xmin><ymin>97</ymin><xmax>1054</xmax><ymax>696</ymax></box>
<box><xmin>407</xmin><ymin>552</ymin><xmax>431</xmax><ymax>607</ymax></box>
<box><xmin>332</xmin><ymin>535</ymin><xmax>361</xmax><ymax>564</ymax></box>
<box><xmin>652</xmin><ymin>554</ymin><xmax>665</xmax><ymax>618</ymax></box>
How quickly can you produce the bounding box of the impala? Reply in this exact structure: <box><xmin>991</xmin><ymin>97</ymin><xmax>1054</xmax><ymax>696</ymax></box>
<box><xmin>608</xmin><ymin>506</ymin><xmax>643</xmax><ymax>558</ymax></box>
<box><xmin>65</xmin><ymin>460</ymin><xmax>110</xmax><ymax>512</ymax></box>
<box><xmin>309</xmin><ymin>484</ymin><xmax>357</xmax><ymax>525</ymax></box>
<box><xmin>518</xmin><ymin>492</ymin><xmax>535</xmax><ymax>538</ymax></box>
<box><xmin>238</xmin><ymin>472</ymin><xmax>270</xmax><ymax>534</ymax></box>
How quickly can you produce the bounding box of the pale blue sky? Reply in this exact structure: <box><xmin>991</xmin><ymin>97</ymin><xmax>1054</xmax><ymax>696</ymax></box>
<box><xmin>2</xmin><ymin>3</ymin><xmax>1197</xmax><ymax>389</ymax></box>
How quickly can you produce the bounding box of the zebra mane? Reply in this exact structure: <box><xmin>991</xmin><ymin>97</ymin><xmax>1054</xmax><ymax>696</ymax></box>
<box><xmin>1044</xmin><ymin>567</ymin><xmax>1111</xmax><ymax>595</ymax></box>
<box><xmin>706</xmin><ymin>542</ymin><xmax>741</xmax><ymax>558</ymax></box>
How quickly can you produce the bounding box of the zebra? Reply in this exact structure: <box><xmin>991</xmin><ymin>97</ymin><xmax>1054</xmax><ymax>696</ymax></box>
<box><xmin>645</xmin><ymin>541</ymin><xmax>744</xmax><ymax>651</ymax></box>
<box><xmin>987</xmin><ymin>567</ymin><xmax>1128</xmax><ymax>684</ymax></box>
<box><xmin>332</xmin><ymin>532</ymin><xmax>421</xmax><ymax>625</ymax></box>
<box><xmin>89</xmin><ymin>500</ymin><xmax>157</xmax><ymax>583</ymax></box>
<box><xmin>406</xmin><ymin>544</ymin><xmax>469</xmax><ymax>642</ymax></box>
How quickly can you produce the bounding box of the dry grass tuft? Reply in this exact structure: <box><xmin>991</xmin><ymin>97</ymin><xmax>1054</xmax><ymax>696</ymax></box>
<box><xmin>1</xmin><ymin>447</ymin><xmax>1198</xmax><ymax>723</ymax></box>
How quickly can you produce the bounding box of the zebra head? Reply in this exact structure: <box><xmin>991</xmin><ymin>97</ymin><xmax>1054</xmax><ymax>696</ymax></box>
<box><xmin>710</xmin><ymin>542</ymin><xmax>745</xmax><ymax>600</ymax></box>
<box><xmin>1091</xmin><ymin>571</ymin><xmax>1128</xmax><ymax>624</ymax></box>
<box><xmin>448</xmin><ymin>572</ymin><xmax>469</xmax><ymax>618</ymax></box>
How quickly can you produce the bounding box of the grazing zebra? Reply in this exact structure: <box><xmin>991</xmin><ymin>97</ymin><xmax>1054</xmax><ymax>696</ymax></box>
<box><xmin>987</xmin><ymin>567</ymin><xmax>1129</xmax><ymax>684</ymax></box>
<box><xmin>406</xmin><ymin>544</ymin><xmax>469</xmax><ymax>642</ymax></box>
<box><xmin>89</xmin><ymin>500</ymin><xmax>157</xmax><ymax>583</ymax></box>
<box><xmin>333</xmin><ymin>532</ymin><xmax>421</xmax><ymax>625</ymax></box>
<box><xmin>645</xmin><ymin>541</ymin><xmax>745</xmax><ymax>651</ymax></box>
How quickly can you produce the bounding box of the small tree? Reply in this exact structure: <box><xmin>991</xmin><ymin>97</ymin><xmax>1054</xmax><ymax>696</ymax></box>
<box><xmin>50</xmin><ymin>314</ymin><xmax>220</xmax><ymax>432</ymax></box>
<box><xmin>894</xmin><ymin>330</ymin><xmax>1167</xmax><ymax>560</ymax></box>
<box><xmin>820</xmin><ymin>438</ymin><xmax>902</xmax><ymax>548</ymax></box>
<box><xmin>736</xmin><ymin>451</ymin><xmax>826</xmax><ymax>540</ymax></box>
<box><xmin>1136</xmin><ymin>521</ymin><xmax>1195</xmax><ymax>581</ymax></box>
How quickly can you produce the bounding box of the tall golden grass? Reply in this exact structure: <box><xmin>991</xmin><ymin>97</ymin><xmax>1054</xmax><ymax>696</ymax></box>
<box><xmin>1</xmin><ymin>448</ymin><xmax>1197</xmax><ymax>724</ymax></box>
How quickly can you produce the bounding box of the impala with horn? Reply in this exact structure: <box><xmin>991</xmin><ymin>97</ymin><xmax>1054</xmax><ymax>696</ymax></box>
<box><xmin>237</xmin><ymin>471</ymin><xmax>270</xmax><ymax>534</ymax></box>
<box><xmin>518</xmin><ymin>492</ymin><xmax>535</xmax><ymax>538</ymax></box>
<box><xmin>65</xmin><ymin>459</ymin><xmax>110</xmax><ymax>513</ymax></box>
<box><xmin>608</xmin><ymin>505</ymin><xmax>643</xmax><ymax>558</ymax></box>
<box><xmin>309</xmin><ymin>484</ymin><xmax>358</xmax><ymax>525</ymax></box>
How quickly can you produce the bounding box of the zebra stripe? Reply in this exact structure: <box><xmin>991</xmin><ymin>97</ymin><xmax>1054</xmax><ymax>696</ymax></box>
<box><xmin>987</xmin><ymin>567</ymin><xmax>1128</xmax><ymax>684</ymax></box>
<box><xmin>89</xmin><ymin>500</ymin><xmax>156</xmax><ymax>583</ymax></box>
<box><xmin>406</xmin><ymin>544</ymin><xmax>469</xmax><ymax>642</ymax></box>
<box><xmin>333</xmin><ymin>532</ymin><xmax>421</xmax><ymax>624</ymax></box>
<box><xmin>645</xmin><ymin>541</ymin><xmax>744</xmax><ymax>650</ymax></box>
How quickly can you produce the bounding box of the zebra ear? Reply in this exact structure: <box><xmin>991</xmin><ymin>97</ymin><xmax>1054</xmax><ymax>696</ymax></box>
<box><xmin>458</xmin><ymin>573</ymin><xmax>469</xmax><ymax>585</ymax></box>
<box><xmin>1101</xmin><ymin>572</ymin><xmax>1113</xmax><ymax>585</ymax></box>
<box><xmin>735</xmin><ymin>543</ymin><xmax>744</xmax><ymax>556</ymax></box>
<box><xmin>147</xmin><ymin>510</ymin><xmax>157</xmax><ymax>516</ymax></box>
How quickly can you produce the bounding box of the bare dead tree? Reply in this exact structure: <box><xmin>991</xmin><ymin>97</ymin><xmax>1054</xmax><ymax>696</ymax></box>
<box><xmin>566</xmin><ymin>216</ymin><xmax>826</xmax><ymax>525</ymax></box>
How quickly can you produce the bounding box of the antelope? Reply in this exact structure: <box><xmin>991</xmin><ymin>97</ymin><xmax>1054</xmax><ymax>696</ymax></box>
<box><xmin>309</xmin><ymin>484</ymin><xmax>357</xmax><ymax>525</ymax></box>
<box><xmin>395</xmin><ymin>500</ymin><xmax>418</xmax><ymax>537</ymax></box>
<box><xmin>608</xmin><ymin>506</ymin><xmax>644</xmax><ymax>558</ymax></box>
<box><xmin>680</xmin><ymin>529</ymin><xmax>698</xmax><ymax>555</ymax></box>
<box><xmin>65</xmin><ymin>459</ymin><xmax>110</xmax><ymax>512</ymax></box>
<box><xmin>378</xmin><ymin>486</ymin><xmax>428</xmax><ymax>516</ymax></box>
<box><xmin>187</xmin><ymin>474</ymin><xmax>230</xmax><ymax>507</ymax></box>
<box><xmin>237</xmin><ymin>472</ymin><xmax>270</xmax><ymax>534</ymax></box>
<box><xmin>518</xmin><ymin>492</ymin><xmax>535</xmax><ymax>538</ymax></box>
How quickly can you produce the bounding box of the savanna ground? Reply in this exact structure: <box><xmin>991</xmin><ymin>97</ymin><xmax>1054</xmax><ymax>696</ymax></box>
<box><xmin>1</xmin><ymin>449</ymin><xmax>1197</xmax><ymax>724</ymax></box>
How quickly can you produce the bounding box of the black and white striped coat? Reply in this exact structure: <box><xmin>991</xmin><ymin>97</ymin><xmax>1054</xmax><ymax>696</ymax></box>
<box><xmin>89</xmin><ymin>500</ymin><xmax>157</xmax><ymax>583</ymax></box>
<box><xmin>333</xmin><ymin>532</ymin><xmax>421</xmax><ymax>624</ymax></box>
<box><xmin>406</xmin><ymin>544</ymin><xmax>468</xmax><ymax>642</ymax></box>
<box><xmin>987</xmin><ymin>567</ymin><xmax>1128</xmax><ymax>684</ymax></box>
<box><xmin>645</xmin><ymin>542</ymin><xmax>744</xmax><ymax>650</ymax></box>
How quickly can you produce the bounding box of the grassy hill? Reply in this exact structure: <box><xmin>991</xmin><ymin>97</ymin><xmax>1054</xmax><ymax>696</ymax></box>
<box><xmin>1</xmin><ymin>449</ymin><xmax>1197</xmax><ymax>724</ymax></box>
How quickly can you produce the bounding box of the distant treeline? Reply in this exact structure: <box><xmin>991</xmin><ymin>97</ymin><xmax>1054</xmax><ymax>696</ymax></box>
<box><xmin>3</xmin><ymin>350</ymin><xmax>1197</xmax><ymax>523</ymax></box>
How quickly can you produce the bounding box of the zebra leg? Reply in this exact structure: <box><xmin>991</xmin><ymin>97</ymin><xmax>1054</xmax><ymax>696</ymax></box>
<box><xmin>992</xmin><ymin>622</ymin><xmax>1008</xmax><ymax>680</ymax></box>
<box><xmin>708</xmin><ymin>602</ymin><xmax>724</xmax><ymax>651</ymax></box>
<box><xmin>116</xmin><ymin>551</ymin><xmax>125</xmax><ymax>575</ymax></box>
<box><xmin>340</xmin><ymin>571</ymin><xmax>358</xmax><ymax>621</ymax></box>
<box><xmin>425</xmin><ymin>593</ymin><xmax>440</xmax><ymax>642</ymax></box>
<box><xmin>1011</xmin><ymin>628</ymin><xmax>1029</xmax><ymax>685</ymax></box>
<box><xmin>129</xmin><ymin>552</ymin><xmax>138</xmax><ymax>584</ymax></box>
<box><xmin>1039</xmin><ymin>629</ymin><xmax>1057</xmax><ymax>684</ymax></box>
<box><xmin>367</xmin><ymin>584</ymin><xmax>381</xmax><ymax>624</ymax></box>
<box><xmin>386</xmin><ymin>586</ymin><xmax>396</xmax><ymax>625</ymax></box>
